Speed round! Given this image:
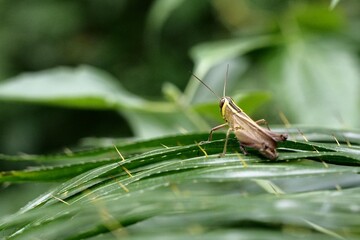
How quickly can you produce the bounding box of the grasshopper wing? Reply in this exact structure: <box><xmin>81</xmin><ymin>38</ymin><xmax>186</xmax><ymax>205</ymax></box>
<box><xmin>232</xmin><ymin>114</ymin><xmax>286</xmax><ymax>159</ymax></box>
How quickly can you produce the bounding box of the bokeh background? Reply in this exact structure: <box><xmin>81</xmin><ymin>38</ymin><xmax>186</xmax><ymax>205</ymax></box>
<box><xmin>0</xmin><ymin>0</ymin><xmax>359</xmax><ymax>156</ymax></box>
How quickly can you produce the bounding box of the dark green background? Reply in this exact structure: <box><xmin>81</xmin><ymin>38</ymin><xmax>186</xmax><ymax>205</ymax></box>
<box><xmin>0</xmin><ymin>0</ymin><xmax>359</xmax><ymax>154</ymax></box>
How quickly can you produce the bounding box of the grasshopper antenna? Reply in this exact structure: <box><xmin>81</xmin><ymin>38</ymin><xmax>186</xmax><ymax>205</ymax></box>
<box><xmin>192</xmin><ymin>74</ymin><xmax>221</xmax><ymax>100</ymax></box>
<box><xmin>223</xmin><ymin>64</ymin><xmax>229</xmax><ymax>97</ymax></box>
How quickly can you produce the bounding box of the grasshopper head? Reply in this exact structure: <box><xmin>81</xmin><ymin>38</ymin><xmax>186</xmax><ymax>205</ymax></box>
<box><xmin>219</xmin><ymin>96</ymin><xmax>235</xmax><ymax>120</ymax></box>
<box><xmin>219</xmin><ymin>96</ymin><xmax>233</xmax><ymax>109</ymax></box>
<box><xmin>219</xmin><ymin>97</ymin><xmax>227</xmax><ymax>119</ymax></box>
<box><xmin>219</xmin><ymin>97</ymin><xmax>226</xmax><ymax>109</ymax></box>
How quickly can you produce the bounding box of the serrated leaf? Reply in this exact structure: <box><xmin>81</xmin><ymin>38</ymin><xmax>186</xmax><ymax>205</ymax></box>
<box><xmin>1</xmin><ymin>128</ymin><xmax>360</xmax><ymax>239</ymax></box>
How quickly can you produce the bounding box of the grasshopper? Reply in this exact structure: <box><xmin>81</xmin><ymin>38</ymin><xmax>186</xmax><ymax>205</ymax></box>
<box><xmin>193</xmin><ymin>71</ymin><xmax>287</xmax><ymax>160</ymax></box>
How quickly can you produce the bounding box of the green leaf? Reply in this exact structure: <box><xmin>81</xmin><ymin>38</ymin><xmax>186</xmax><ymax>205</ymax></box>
<box><xmin>0</xmin><ymin>65</ymin><xmax>144</xmax><ymax>109</ymax></box>
<box><xmin>0</xmin><ymin>65</ymin><xmax>204</xmax><ymax>138</ymax></box>
<box><xmin>267</xmin><ymin>39</ymin><xmax>360</xmax><ymax>128</ymax></box>
<box><xmin>1</xmin><ymin>128</ymin><xmax>360</xmax><ymax>239</ymax></box>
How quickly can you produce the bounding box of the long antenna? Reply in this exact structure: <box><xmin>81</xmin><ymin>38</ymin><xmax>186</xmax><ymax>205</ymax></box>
<box><xmin>192</xmin><ymin>74</ymin><xmax>221</xmax><ymax>100</ymax></box>
<box><xmin>223</xmin><ymin>64</ymin><xmax>229</xmax><ymax>97</ymax></box>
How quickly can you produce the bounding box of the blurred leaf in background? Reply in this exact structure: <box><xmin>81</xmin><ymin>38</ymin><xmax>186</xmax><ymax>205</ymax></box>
<box><xmin>1</xmin><ymin>0</ymin><xmax>359</xmax><ymax>154</ymax></box>
<box><xmin>0</xmin><ymin>0</ymin><xmax>207</xmax><ymax>154</ymax></box>
<box><xmin>265</xmin><ymin>3</ymin><xmax>360</xmax><ymax>128</ymax></box>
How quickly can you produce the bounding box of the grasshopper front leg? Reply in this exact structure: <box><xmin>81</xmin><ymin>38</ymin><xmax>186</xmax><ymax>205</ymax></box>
<box><xmin>219</xmin><ymin>127</ymin><xmax>232</xmax><ymax>157</ymax></box>
<box><xmin>202</xmin><ymin>123</ymin><xmax>229</xmax><ymax>158</ymax></box>
<box><xmin>207</xmin><ymin>123</ymin><xmax>228</xmax><ymax>141</ymax></box>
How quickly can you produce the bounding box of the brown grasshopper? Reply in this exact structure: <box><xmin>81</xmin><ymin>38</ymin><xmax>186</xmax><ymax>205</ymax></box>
<box><xmin>193</xmin><ymin>72</ymin><xmax>287</xmax><ymax>160</ymax></box>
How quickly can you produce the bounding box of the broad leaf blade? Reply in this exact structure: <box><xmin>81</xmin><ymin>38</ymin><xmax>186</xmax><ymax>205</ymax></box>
<box><xmin>267</xmin><ymin>39</ymin><xmax>360</xmax><ymax>128</ymax></box>
<box><xmin>0</xmin><ymin>65</ymin><xmax>143</xmax><ymax>109</ymax></box>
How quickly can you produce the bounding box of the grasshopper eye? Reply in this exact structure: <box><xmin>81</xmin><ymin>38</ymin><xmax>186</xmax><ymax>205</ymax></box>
<box><xmin>219</xmin><ymin>98</ymin><xmax>225</xmax><ymax>109</ymax></box>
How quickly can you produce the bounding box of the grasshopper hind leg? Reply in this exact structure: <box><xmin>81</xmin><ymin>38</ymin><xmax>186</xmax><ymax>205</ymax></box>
<box><xmin>259</xmin><ymin>142</ymin><xmax>278</xmax><ymax>160</ymax></box>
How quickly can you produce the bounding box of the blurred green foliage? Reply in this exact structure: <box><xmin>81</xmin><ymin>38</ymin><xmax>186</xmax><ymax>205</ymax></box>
<box><xmin>0</xmin><ymin>0</ymin><xmax>359</xmax><ymax>154</ymax></box>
